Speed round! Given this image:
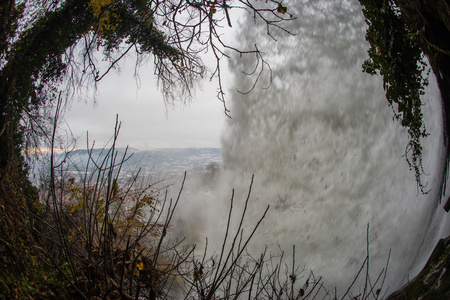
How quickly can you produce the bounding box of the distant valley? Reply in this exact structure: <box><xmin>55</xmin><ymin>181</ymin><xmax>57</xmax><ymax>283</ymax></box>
<box><xmin>29</xmin><ymin>148</ymin><xmax>222</xmax><ymax>185</ymax></box>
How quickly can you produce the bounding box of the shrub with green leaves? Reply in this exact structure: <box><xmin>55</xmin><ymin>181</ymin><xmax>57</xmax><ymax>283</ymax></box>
<box><xmin>359</xmin><ymin>0</ymin><xmax>430</xmax><ymax>193</ymax></box>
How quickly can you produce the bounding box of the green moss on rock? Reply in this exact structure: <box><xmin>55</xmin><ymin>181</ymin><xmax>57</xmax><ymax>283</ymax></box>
<box><xmin>387</xmin><ymin>235</ymin><xmax>450</xmax><ymax>300</ymax></box>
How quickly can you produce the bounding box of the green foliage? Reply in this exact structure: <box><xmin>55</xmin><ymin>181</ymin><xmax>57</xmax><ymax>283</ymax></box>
<box><xmin>359</xmin><ymin>0</ymin><xmax>430</xmax><ymax>193</ymax></box>
<box><xmin>88</xmin><ymin>0</ymin><xmax>181</xmax><ymax>60</ymax></box>
<box><xmin>0</xmin><ymin>2</ymin><xmax>24</xmax><ymax>60</ymax></box>
<box><xmin>0</xmin><ymin>0</ymin><xmax>94</xmax><ymax>168</ymax></box>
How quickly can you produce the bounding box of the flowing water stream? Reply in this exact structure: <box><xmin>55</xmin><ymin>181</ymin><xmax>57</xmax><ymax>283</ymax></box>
<box><xmin>177</xmin><ymin>0</ymin><xmax>450</xmax><ymax>295</ymax></box>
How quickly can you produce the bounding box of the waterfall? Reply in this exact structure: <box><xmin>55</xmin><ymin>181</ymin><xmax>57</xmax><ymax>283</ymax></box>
<box><xmin>172</xmin><ymin>0</ymin><xmax>450</xmax><ymax>295</ymax></box>
<box><xmin>196</xmin><ymin>0</ymin><xmax>450</xmax><ymax>293</ymax></box>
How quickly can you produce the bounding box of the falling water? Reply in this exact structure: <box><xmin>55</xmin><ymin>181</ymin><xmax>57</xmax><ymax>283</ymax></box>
<box><xmin>183</xmin><ymin>0</ymin><xmax>450</xmax><ymax>294</ymax></box>
<box><xmin>171</xmin><ymin>0</ymin><xmax>450</xmax><ymax>296</ymax></box>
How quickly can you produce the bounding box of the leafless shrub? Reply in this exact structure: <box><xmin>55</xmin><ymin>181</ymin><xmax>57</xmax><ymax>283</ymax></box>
<box><xmin>31</xmin><ymin>111</ymin><xmax>391</xmax><ymax>299</ymax></box>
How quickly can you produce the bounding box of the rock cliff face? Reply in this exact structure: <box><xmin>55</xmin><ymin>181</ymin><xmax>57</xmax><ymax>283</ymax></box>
<box><xmin>387</xmin><ymin>236</ymin><xmax>450</xmax><ymax>300</ymax></box>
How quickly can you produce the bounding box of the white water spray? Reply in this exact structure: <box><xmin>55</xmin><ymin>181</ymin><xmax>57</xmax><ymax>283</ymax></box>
<box><xmin>177</xmin><ymin>0</ymin><xmax>450</xmax><ymax>294</ymax></box>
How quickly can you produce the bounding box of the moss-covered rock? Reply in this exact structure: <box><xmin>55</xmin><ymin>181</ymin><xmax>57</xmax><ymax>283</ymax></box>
<box><xmin>387</xmin><ymin>235</ymin><xmax>450</xmax><ymax>300</ymax></box>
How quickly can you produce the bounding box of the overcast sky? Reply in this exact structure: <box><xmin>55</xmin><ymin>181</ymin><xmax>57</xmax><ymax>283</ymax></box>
<box><xmin>62</xmin><ymin>9</ymin><xmax>246</xmax><ymax>151</ymax></box>
<box><xmin>63</xmin><ymin>57</ymin><xmax>230</xmax><ymax>150</ymax></box>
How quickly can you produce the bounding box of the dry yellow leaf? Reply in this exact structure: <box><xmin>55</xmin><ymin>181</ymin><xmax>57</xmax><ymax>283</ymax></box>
<box><xmin>277</xmin><ymin>4</ymin><xmax>287</xmax><ymax>14</ymax></box>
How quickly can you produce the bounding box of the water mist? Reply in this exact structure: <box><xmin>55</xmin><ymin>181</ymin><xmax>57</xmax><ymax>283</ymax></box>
<box><xmin>175</xmin><ymin>0</ymin><xmax>450</xmax><ymax>295</ymax></box>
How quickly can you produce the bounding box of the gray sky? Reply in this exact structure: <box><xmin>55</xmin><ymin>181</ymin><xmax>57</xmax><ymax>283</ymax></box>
<box><xmin>63</xmin><ymin>59</ymin><xmax>229</xmax><ymax>150</ymax></box>
<box><xmin>62</xmin><ymin>8</ymin><xmax>245</xmax><ymax>151</ymax></box>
